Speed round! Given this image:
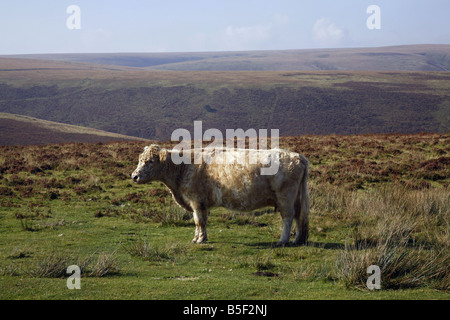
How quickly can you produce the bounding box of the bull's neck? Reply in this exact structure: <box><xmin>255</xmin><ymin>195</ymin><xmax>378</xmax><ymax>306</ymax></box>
<box><xmin>159</xmin><ymin>156</ymin><xmax>186</xmax><ymax>189</ymax></box>
<box><xmin>158</xmin><ymin>157</ymin><xmax>192</xmax><ymax>212</ymax></box>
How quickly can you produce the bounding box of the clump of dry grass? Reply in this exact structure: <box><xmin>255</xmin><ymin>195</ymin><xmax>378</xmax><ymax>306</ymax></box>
<box><xmin>350</xmin><ymin>184</ymin><xmax>448</xmax><ymax>248</ymax></box>
<box><xmin>155</xmin><ymin>200</ymin><xmax>192</xmax><ymax>226</ymax></box>
<box><xmin>337</xmin><ymin>240</ymin><xmax>449</xmax><ymax>290</ymax></box>
<box><xmin>335</xmin><ymin>184</ymin><xmax>449</xmax><ymax>290</ymax></box>
<box><xmin>28</xmin><ymin>253</ymin><xmax>73</xmax><ymax>278</ymax></box>
<box><xmin>87</xmin><ymin>251</ymin><xmax>120</xmax><ymax>277</ymax></box>
<box><xmin>24</xmin><ymin>251</ymin><xmax>119</xmax><ymax>278</ymax></box>
<box><xmin>124</xmin><ymin>238</ymin><xmax>187</xmax><ymax>264</ymax></box>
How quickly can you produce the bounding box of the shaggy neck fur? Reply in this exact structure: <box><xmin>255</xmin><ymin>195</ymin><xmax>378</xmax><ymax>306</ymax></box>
<box><xmin>158</xmin><ymin>149</ymin><xmax>193</xmax><ymax>212</ymax></box>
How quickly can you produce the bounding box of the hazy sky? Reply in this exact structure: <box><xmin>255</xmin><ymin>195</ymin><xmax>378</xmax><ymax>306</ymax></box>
<box><xmin>1</xmin><ymin>0</ymin><xmax>449</xmax><ymax>54</ymax></box>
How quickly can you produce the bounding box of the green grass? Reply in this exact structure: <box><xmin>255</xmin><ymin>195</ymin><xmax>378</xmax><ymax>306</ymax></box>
<box><xmin>0</xmin><ymin>135</ymin><xmax>449</xmax><ymax>300</ymax></box>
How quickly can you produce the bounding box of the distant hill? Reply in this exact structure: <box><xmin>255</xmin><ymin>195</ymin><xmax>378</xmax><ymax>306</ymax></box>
<box><xmin>0</xmin><ymin>51</ymin><xmax>448</xmax><ymax>142</ymax></box>
<box><xmin>5</xmin><ymin>44</ymin><xmax>450</xmax><ymax>71</ymax></box>
<box><xmin>0</xmin><ymin>113</ymin><xmax>148</xmax><ymax>145</ymax></box>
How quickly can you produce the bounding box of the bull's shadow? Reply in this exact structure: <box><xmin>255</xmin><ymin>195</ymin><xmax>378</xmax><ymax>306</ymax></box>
<box><xmin>242</xmin><ymin>241</ymin><xmax>345</xmax><ymax>250</ymax></box>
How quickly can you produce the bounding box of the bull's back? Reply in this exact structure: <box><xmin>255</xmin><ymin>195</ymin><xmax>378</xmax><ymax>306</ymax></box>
<box><xmin>199</xmin><ymin>148</ymin><xmax>305</xmax><ymax>211</ymax></box>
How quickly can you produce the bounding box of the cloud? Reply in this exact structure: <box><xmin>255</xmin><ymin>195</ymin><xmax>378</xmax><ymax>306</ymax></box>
<box><xmin>225</xmin><ymin>24</ymin><xmax>271</xmax><ymax>44</ymax></box>
<box><xmin>222</xmin><ymin>14</ymin><xmax>290</xmax><ymax>50</ymax></box>
<box><xmin>312</xmin><ymin>18</ymin><xmax>349</xmax><ymax>48</ymax></box>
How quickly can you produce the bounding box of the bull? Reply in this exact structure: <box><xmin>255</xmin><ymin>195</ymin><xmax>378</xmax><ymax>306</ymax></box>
<box><xmin>131</xmin><ymin>144</ymin><xmax>309</xmax><ymax>246</ymax></box>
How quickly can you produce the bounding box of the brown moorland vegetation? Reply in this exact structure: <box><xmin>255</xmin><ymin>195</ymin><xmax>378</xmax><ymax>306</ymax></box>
<box><xmin>1</xmin><ymin>57</ymin><xmax>449</xmax><ymax>141</ymax></box>
<box><xmin>0</xmin><ymin>113</ymin><xmax>149</xmax><ymax>146</ymax></box>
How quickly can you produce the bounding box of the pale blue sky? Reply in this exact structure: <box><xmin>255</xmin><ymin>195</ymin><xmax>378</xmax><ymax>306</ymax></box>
<box><xmin>0</xmin><ymin>0</ymin><xmax>449</xmax><ymax>54</ymax></box>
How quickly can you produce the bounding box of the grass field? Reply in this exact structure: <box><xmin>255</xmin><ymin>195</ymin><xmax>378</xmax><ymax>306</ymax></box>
<box><xmin>0</xmin><ymin>134</ymin><xmax>448</xmax><ymax>300</ymax></box>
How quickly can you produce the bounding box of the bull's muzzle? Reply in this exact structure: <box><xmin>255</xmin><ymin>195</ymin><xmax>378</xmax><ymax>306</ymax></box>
<box><xmin>131</xmin><ymin>173</ymin><xmax>139</xmax><ymax>183</ymax></box>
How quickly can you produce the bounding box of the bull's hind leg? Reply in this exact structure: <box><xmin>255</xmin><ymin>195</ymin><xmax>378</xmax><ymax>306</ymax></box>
<box><xmin>293</xmin><ymin>198</ymin><xmax>309</xmax><ymax>245</ymax></box>
<box><xmin>192</xmin><ymin>206</ymin><xmax>209</xmax><ymax>244</ymax></box>
<box><xmin>277</xmin><ymin>204</ymin><xmax>295</xmax><ymax>246</ymax></box>
<box><xmin>293</xmin><ymin>182</ymin><xmax>310</xmax><ymax>245</ymax></box>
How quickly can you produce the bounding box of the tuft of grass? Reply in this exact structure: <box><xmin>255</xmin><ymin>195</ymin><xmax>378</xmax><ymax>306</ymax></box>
<box><xmin>28</xmin><ymin>253</ymin><xmax>71</xmax><ymax>278</ymax></box>
<box><xmin>23</xmin><ymin>251</ymin><xmax>120</xmax><ymax>278</ymax></box>
<box><xmin>124</xmin><ymin>238</ymin><xmax>188</xmax><ymax>264</ymax></box>
<box><xmin>18</xmin><ymin>218</ymin><xmax>41</xmax><ymax>232</ymax></box>
<box><xmin>253</xmin><ymin>253</ymin><xmax>276</xmax><ymax>272</ymax></box>
<box><xmin>154</xmin><ymin>200</ymin><xmax>192</xmax><ymax>226</ymax></box>
<box><xmin>312</xmin><ymin>181</ymin><xmax>449</xmax><ymax>291</ymax></box>
<box><xmin>337</xmin><ymin>241</ymin><xmax>449</xmax><ymax>290</ymax></box>
<box><xmin>0</xmin><ymin>264</ymin><xmax>21</xmax><ymax>276</ymax></box>
<box><xmin>337</xmin><ymin>206</ymin><xmax>449</xmax><ymax>291</ymax></box>
<box><xmin>8</xmin><ymin>247</ymin><xmax>32</xmax><ymax>260</ymax></box>
<box><xmin>86</xmin><ymin>251</ymin><xmax>120</xmax><ymax>277</ymax></box>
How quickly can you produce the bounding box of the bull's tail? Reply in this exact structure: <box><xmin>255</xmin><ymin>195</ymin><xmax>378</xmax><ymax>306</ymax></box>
<box><xmin>294</xmin><ymin>157</ymin><xmax>310</xmax><ymax>245</ymax></box>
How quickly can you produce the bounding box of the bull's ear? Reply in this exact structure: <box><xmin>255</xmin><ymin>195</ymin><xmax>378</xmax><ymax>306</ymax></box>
<box><xmin>159</xmin><ymin>148</ymin><xmax>168</xmax><ymax>162</ymax></box>
<box><xmin>148</xmin><ymin>144</ymin><xmax>161</xmax><ymax>155</ymax></box>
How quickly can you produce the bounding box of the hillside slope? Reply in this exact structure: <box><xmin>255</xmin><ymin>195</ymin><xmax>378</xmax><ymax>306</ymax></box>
<box><xmin>5</xmin><ymin>45</ymin><xmax>450</xmax><ymax>71</ymax></box>
<box><xmin>150</xmin><ymin>45</ymin><xmax>450</xmax><ymax>71</ymax></box>
<box><xmin>0</xmin><ymin>57</ymin><xmax>448</xmax><ymax>141</ymax></box>
<box><xmin>0</xmin><ymin>113</ymin><xmax>148</xmax><ymax>145</ymax></box>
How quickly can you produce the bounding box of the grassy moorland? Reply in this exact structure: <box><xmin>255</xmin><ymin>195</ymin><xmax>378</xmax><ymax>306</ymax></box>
<box><xmin>0</xmin><ymin>133</ymin><xmax>448</xmax><ymax>299</ymax></box>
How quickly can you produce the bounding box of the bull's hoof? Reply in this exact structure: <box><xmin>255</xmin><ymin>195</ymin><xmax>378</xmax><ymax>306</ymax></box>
<box><xmin>275</xmin><ymin>241</ymin><xmax>288</xmax><ymax>248</ymax></box>
<box><xmin>293</xmin><ymin>236</ymin><xmax>308</xmax><ymax>246</ymax></box>
<box><xmin>192</xmin><ymin>237</ymin><xmax>208</xmax><ymax>244</ymax></box>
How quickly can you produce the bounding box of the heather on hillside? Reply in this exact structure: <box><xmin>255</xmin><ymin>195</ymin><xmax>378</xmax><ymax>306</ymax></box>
<box><xmin>1</xmin><ymin>56</ymin><xmax>449</xmax><ymax>141</ymax></box>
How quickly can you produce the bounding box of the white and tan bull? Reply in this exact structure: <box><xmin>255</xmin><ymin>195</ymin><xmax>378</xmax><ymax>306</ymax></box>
<box><xmin>131</xmin><ymin>144</ymin><xmax>309</xmax><ymax>246</ymax></box>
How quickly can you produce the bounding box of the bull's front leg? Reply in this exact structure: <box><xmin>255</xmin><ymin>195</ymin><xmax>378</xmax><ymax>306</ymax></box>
<box><xmin>192</xmin><ymin>205</ymin><xmax>209</xmax><ymax>243</ymax></box>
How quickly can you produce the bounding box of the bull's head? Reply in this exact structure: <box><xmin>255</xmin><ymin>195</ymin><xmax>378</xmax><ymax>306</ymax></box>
<box><xmin>131</xmin><ymin>144</ymin><xmax>167</xmax><ymax>184</ymax></box>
